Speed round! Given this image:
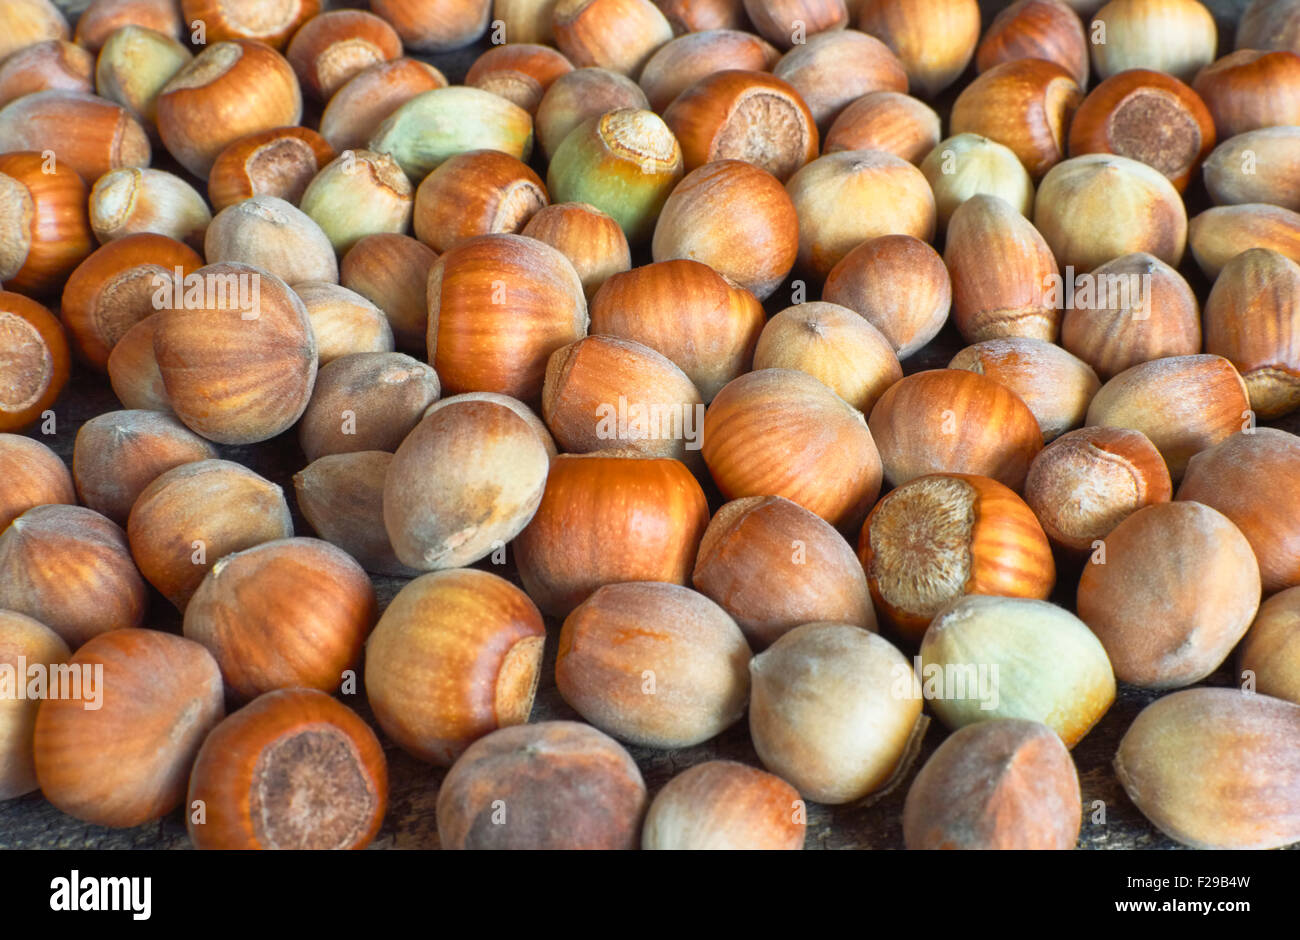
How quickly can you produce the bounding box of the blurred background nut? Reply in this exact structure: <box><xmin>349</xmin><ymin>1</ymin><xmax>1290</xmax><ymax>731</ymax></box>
<box><xmin>318</xmin><ymin>58</ymin><xmax>448</xmax><ymax>155</ymax></box>
<box><xmin>0</xmin><ymin>433</ymin><xmax>74</xmax><ymax>530</ymax></box>
<box><xmin>1192</xmin><ymin>49</ymin><xmax>1300</xmax><ymax>139</ymax></box>
<box><xmin>179</xmin><ymin>0</ymin><xmax>315</xmax><ymax>48</ymax></box>
<box><xmin>293</xmin><ymin>282</ymin><xmax>395</xmax><ymax>365</ymax></box>
<box><xmin>823</xmin><ymin>91</ymin><xmax>941</xmax><ymax>163</ymax></box>
<box><xmin>858</xmin><ymin>473</ymin><xmax>1055</xmax><ymax>642</ymax></box>
<box><xmin>285</xmin><ymin>10</ymin><xmax>402</xmax><ymax>102</ymax></box>
<box><xmin>977</xmin><ymin>0</ymin><xmax>1089</xmax><ymax>86</ymax></box>
<box><xmin>1089</xmin><ymin>0</ymin><xmax>1217</xmax><ymax>82</ymax></box>
<box><xmin>693</xmin><ymin>494</ymin><xmax>876</xmax><ymax>649</ymax></box>
<box><xmin>371</xmin><ymin>0</ymin><xmax>492</xmax><ymax>52</ymax></box>
<box><xmin>1203</xmin><ymin>127</ymin><xmax>1300</xmax><ymax>211</ymax></box>
<box><xmin>206</xmin><ymin>126</ymin><xmax>336</xmax><ymax>213</ymax></box>
<box><xmin>1077</xmin><ymin>501</ymin><xmax>1261</xmax><ymax>688</ymax></box>
<box><xmin>772</xmin><ymin>29</ymin><xmax>908</xmax><ymax>130</ymax></box>
<box><xmin>0</xmin><ymin>504</ymin><xmax>146</xmax><ymax>647</ymax></box>
<box><xmin>520</xmin><ymin>202</ymin><xmax>630</xmax><ymax>300</ymax></box>
<box><xmin>1187</xmin><ymin>204</ymin><xmax>1300</xmax><ymax>279</ymax></box>
<box><xmin>1237</xmin><ymin>0</ymin><xmax>1300</xmax><ymax>52</ymax></box>
<box><xmin>553</xmin><ymin>0</ymin><xmax>674</xmax><ymax>75</ymax></box>
<box><xmin>1240</xmin><ymin>587</ymin><xmax>1300</xmax><ymax>705</ymax></box>
<box><xmin>0</xmin><ymin>0</ymin><xmax>67</xmax><ymax>62</ymax></box>
<box><xmin>465</xmin><ymin>42</ymin><xmax>573</xmax><ymax>113</ymax></box>
<box><xmin>0</xmin><ymin>39</ymin><xmax>93</xmax><ymax>108</ymax></box>
<box><xmin>642</xmin><ymin>761</ymin><xmax>805</xmax><ymax>851</ymax></box>
<box><xmin>127</xmin><ymin>459</ymin><xmax>294</xmax><ymax>611</ymax></box>
<box><xmin>919</xmin><ymin>595</ymin><xmax>1116</xmax><ymax>745</ymax></box>
<box><xmin>340</xmin><ymin>233</ymin><xmax>438</xmax><ymax>352</ymax></box>
<box><xmin>656</xmin><ymin>0</ymin><xmax>748</xmax><ymax>33</ymax></box>
<box><xmin>637</xmin><ymin>29</ymin><xmax>778</xmax><ymax>113</ymax></box>
<box><xmin>413</xmin><ymin>149</ymin><xmax>548</xmax><ymax>254</ymax></box>
<box><xmin>748</xmin><ymin>623</ymin><xmax>922</xmax><ymax>804</ymax></box>
<box><xmin>743</xmin><ymin>0</ymin><xmax>847</xmax><ymax>49</ymax></box>
<box><xmin>857</xmin><ymin>0</ymin><xmax>981</xmax><ymax>98</ymax></box>
<box><xmin>920</xmin><ymin>133</ymin><xmax>1035</xmax><ymax>231</ymax></box>
<box><xmin>903</xmin><ymin>718</ymin><xmax>1082</xmax><ymax>850</ymax></box>
<box><xmin>556</xmin><ymin>582</ymin><xmax>751</xmax><ymax>747</ymax></box>
<box><xmin>1023</xmin><ymin>426</ymin><xmax>1172</xmax><ymax>554</ymax></box>
<box><xmin>365</xmin><ymin>568</ymin><xmax>545</xmax><ymax>764</ymax></box>
<box><xmin>0</xmin><ymin>611</ymin><xmax>68</xmax><ymax>800</ymax></box>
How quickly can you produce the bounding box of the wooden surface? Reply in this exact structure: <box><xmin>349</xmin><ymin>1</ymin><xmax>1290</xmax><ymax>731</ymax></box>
<box><xmin>4</xmin><ymin>0</ymin><xmax>1295</xmax><ymax>851</ymax></box>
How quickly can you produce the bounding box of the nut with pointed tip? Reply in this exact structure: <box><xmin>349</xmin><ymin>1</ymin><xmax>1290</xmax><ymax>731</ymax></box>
<box><xmin>0</xmin><ymin>291</ymin><xmax>70</xmax><ymax>432</ymax></box>
<box><xmin>977</xmin><ymin>0</ymin><xmax>1089</xmax><ymax>86</ymax></box>
<box><xmin>204</xmin><ymin>196</ymin><xmax>337</xmax><ymax>286</ymax></box>
<box><xmin>920</xmin><ymin>133</ymin><xmax>1035</xmax><ymax>232</ymax></box>
<box><xmin>422</xmin><ymin>391</ymin><xmax>558</xmax><ymax>457</ymax></box>
<box><xmin>0</xmin><ymin>433</ymin><xmax>74</xmax><ymax>530</ymax></box>
<box><xmin>772</xmin><ymin>29</ymin><xmax>908</xmax><ymax>129</ymax></box>
<box><xmin>642</xmin><ymin>760</ymin><xmax>805</xmax><ymax>850</ymax></box>
<box><xmin>520</xmin><ymin>202</ymin><xmax>629</xmax><ymax>300</ymax></box>
<box><xmin>89</xmin><ymin>168</ymin><xmax>211</xmax><ymax>250</ymax></box>
<box><xmin>206</xmin><ymin>126</ymin><xmax>336</xmax><ymax>213</ymax></box>
<box><xmin>413</xmin><ymin>150</ymin><xmax>547</xmax><ymax>254</ymax></box>
<box><xmin>1203</xmin><ymin>126</ymin><xmax>1300</xmax><ymax>211</ymax></box>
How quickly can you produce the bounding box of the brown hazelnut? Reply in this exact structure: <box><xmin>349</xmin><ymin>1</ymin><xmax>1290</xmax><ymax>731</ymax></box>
<box><xmin>977</xmin><ymin>0</ymin><xmax>1090</xmax><ymax>87</ymax></box>
<box><xmin>823</xmin><ymin>91</ymin><xmax>942</xmax><ymax>163</ymax></box>
<box><xmin>637</xmin><ymin>28</ymin><xmax>778</xmax><ymax>112</ymax></box>
<box><xmin>1203</xmin><ymin>126</ymin><xmax>1300</xmax><ymax>211</ymax></box>
<box><xmin>318</xmin><ymin>58</ymin><xmax>447</xmax><ymax>155</ymax></box>
<box><xmin>0</xmin><ymin>0</ymin><xmax>67</xmax><ymax>63</ymax></box>
<box><xmin>642</xmin><ymin>760</ymin><xmax>805</xmax><ymax>851</ymax></box>
<box><xmin>1192</xmin><ymin>49</ymin><xmax>1300</xmax><ymax>139</ymax></box>
<box><xmin>206</xmin><ymin>126</ymin><xmax>336</xmax><ymax>212</ymax></box>
<box><xmin>534</xmin><ymin>66</ymin><xmax>648</xmax><ymax>161</ymax></box>
<box><xmin>413</xmin><ymin>149</ymin><xmax>548</xmax><ymax>254</ymax></box>
<box><xmin>465</xmin><ymin>42</ymin><xmax>573</xmax><ymax>113</ymax></box>
<box><xmin>553</xmin><ymin>0</ymin><xmax>674</xmax><ymax>76</ymax></box>
<box><xmin>1187</xmin><ymin>203</ymin><xmax>1300</xmax><ymax>280</ymax></box>
<box><xmin>772</xmin><ymin>29</ymin><xmax>907</xmax><ymax>129</ymax></box>
<box><xmin>0</xmin><ymin>90</ymin><xmax>150</xmax><ymax>184</ymax></box>
<box><xmin>0</xmin><ymin>610</ymin><xmax>69</xmax><ymax>799</ymax></box>
<box><xmin>1237</xmin><ymin>0</ymin><xmax>1300</xmax><ymax>53</ymax></box>
<box><xmin>340</xmin><ymin>233</ymin><xmax>438</xmax><ymax>351</ymax></box>
<box><xmin>0</xmin><ymin>40</ymin><xmax>93</xmax><ymax>108</ymax></box>
<box><xmin>105</xmin><ymin>314</ymin><xmax>169</xmax><ymax>413</ymax></box>
<box><xmin>1240</xmin><ymin>587</ymin><xmax>1300</xmax><ymax>705</ymax></box>
<box><xmin>204</xmin><ymin>196</ymin><xmax>338</xmax><ymax>286</ymax></box>
<box><xmin>655</xmin><ymin>0</ymin><xmax>747</xmax><ymax>33</ymax></box>
<box><xmin>0</xmin><ymin>291</ymin><xmax>69</xmax><ymax>432</ymax></box>
<box><xmin>293</xmin><ymin>281</ymin><xmax>395</xmax><ymax>365</ymax></box>
<box><xmin>520</xmin><ymin>202</ymin><xmax>630</xmax><ymax>300</ymax></box>
<box><xmin>178</xmin><ymin>0</ymin><xmax>315</xmax><ymax>48</ymax></box>
<box><xmin>0</xmin><ymin>433</ymin><xmax>74</xmax><ymax>530</ymax></box>
<box><xmin>0</xmin><ymin>152</ymin><xmax>93</xmax><ymax>298</ymax></box>
<box><xmin>370</xmin><ymin>0</ymin><xmax>492</xmax><ymax>52</ymax></box>
<box><xmin>858</xmin><ymin>0</ymin><xmax>981</xmax><ymax>98</ymax></box>
<box><xmin>285</xmin><ymin>10</ymin><xmax>402</xmax><ymax>101</ymax></box>
<box><xmin>744</xmin><ymin>0</ymin><xmax>847</xmax><ymax>49</ymax></box>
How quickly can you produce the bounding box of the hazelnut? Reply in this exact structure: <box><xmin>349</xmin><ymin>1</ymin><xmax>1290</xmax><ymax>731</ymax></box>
<box><xmin>821</xmin><ymin>234</ymin><xmax>951</xmax><ymax>358</ymax></box>
<box><xmin>285</xmin><ymin>10</ymin><xmax>402</xmax><ymax>101</ymax></box>
<box><xmin>88</xmin><ymin>168</ymin><xmax>211</xmax><ymax>250</ymax></box>
<box><xmin>0</xmin><ymin>433</ymin><xmax>74</xmax><ymax>530</ymax></box>
<box><xmin>178</xmin><ymin>0</ymin><xmax>315</xmax><ymax>48</ymax></box>
<box><xmin>534</xmin><ymin>66</ymin><xmax>648</xmax><ymax>160</ymax></box>
<box><xmin>693</xmin><ymin>494</ymin><xmax>876</xmax><ymax>648</ymax></box>
<box><xmin>297</xmin><ymin>351</ymin><xmax>440</xmax><ymax>462</ymax></box>
<box><xmin>867</xmin><ymin>369</ymin><xmax>1044</xmax><ymax>491</ymax></box>
<box><xmin>206</xmin><ymin>125</ymin><xmax>336</xmax><ymax>212</ymax></box>
<box><xmin>1114</xmin><ymin>687</ymin><xmax>1300</xmax><ymax>849</ymax></box>
<box><xmin>949</xmin><ymin>337</ymin><xmax>1101</xmax><ymax>441</ymax></box>
<box><xmin>858</xmin><ymin>473</ymin><xmax>1055</xmax><ymax>642</ymax></box>
<box><xmin>153</xmin><ymin>261</ymin><xmax>319</xmax><ymax>445</ymax></box>
<box><xmin>919</xmin><ymin>133</ymin><xmax>1035</xmax><ymax>232</ymax></box>
<box><xmin>1203</xmin><ymin>248</ymin><xmax>1300</xmax><ymax>419</ymax></box>
<box><xmin>1187</xmin><ymin>203</ymin><xmax>1300</xmax><ymax>280</ymax></box>
<box><xmin>293</xmin><ymin>450</ymin><xmax>419</xmax><ymax>578</ymax></box>
<box><xmin>751</xmin><ymin>301</ymin><xmax>902</xmax><ymax>414</ymax></box>
<box><xmin>662</xmin><ymin>69</ymin><xmax>818</xmax><ymax>182</ymax></box>
<box><xmin>424</xmin><ymin>391</ymin><xmax>559</xmax><ymax>457</ymax></box>
<box><xmin>0</xmin><ymin>610</ymin><xmax>69</xmax><ymax>799</ymax></box>
<box><xmin>857</xmin><ymin>0</ymin><xmax>981</xmax><ymax>98</ymax></box>
<box><xmin>299</xmin><ymin>150</ymin><xmax>414</xmax><ymax>255</ymax></box>
<box><xmin>493</xmin><ymin>0</ymin><xmax>560</xmax><ymax>42</ymax></box>
<box><xmin>520</xmin><ymin>202</ymin><xmax>630</xmax><ymax>300</ymax></box>
<box><xmin>743</xmin><ymin>0</ymin><xmax>847</xmax><ymax>49</ymax></box>
<box><xmin>370</xmin><ymin>0</ymin><xmax>492</xmax><ymax>52</ymax></box>
<box><xmin>1034</xmin><ymin>154</ymin><xmax>1188</xmax><ymax>272</ymax></box>
<box><xmin>1203</xmin><ymin>126</ymin><xmax>1300</xmax><ymax>211</ymax></box>
<box><xmin>823</xmin><ymin>91</ymin><xmax>942</xmax><ymax>163</ymax></box>
<box><xmin>204</xmin><ymin>196</ymin><xmax>338</xmax><ymax>286</ymax></box>
<box><xmin>383</xmin><ymin>395</ymin><xmax>550</xmax><ymax>570</ymax></box>
<box><xmin>340</xmin><ymin>233</ymin><xmax>438</xmax><ymax>351</ymax></box>
<box><xmin>187</xmin><ymin>688</ymin><xmax>387</xmax><ymax>850</ymax></box>
<box><xmin>651</xmin><ymin>160</ymin><xmax>798</xmax><ymax>300</ymax></box>
<box><xmin>127</xmin><ymin>458</ymin><xmax>294</xmax><ymax>610</ymax></box>
<box><xmin>0</xmin><ymin>0</ymin><xmax>67</xmax><ymax>62</ymax></box>
<box><xmin>556</xmin><ymin>582</ymin><xmax>751</xmax><ymax>747</ymax></box>
<box><xmin>1240</xmin><ymin>587</ymin><xmax>1300</xmax><ymax>705</ymax></box>
<box><xmin>642</xmin><ymin>760</ymin><xmax>805</xmax><ymax>850</ymax></box>
<box><xmin>1085</xmin><ymin>354</ymin><xmax>1251</xmax><ymax>480</ymax></box>
<box><xmin>589</xmin><ymin>259</ymin><xmax>763</xmax><ymax>401</ymax></box>
<box><xmin>514</xmin><ymin>452</ymin><xmax>709</xmax><ymax>616</ymax></box>
<box><xmin>703</xmin><ymin>368</ymin><xmax>883</xmax><ymax>530</ymax></box>
<box><xmin>656</xmin><ymin>0</ymin><xmax>747</xmax><ymax>33</ymax></box>
<box><xmin>1176</xmin><ymin>428</ymin><xmax>1300</xmax><ymax>594</ymax></box>
<box><xmin>72</xmin><ymin>409</ymin><xmax>217</xmax><ymax>524</ymax></box>
<box><xmin>413</xmin><ymin>149</ymin><xmax>548</xmax><ymax>254</ymax></box>
<box><xmin>0</xmin><ymin>504</ymin><xmax>146</xmax><ymax>647</ymax></box>
<box><xmin>0</xmin><ymin>90</ymin><xmax>150</xmax><ymax>184</ymax></box>
<box><xmin>77</xmin><ymin>2</ymin><xmax>181</xmax><ymax>51</ymax></box>
<box><xmin>1023</xmin><ymin>426</ymin><xmax>1172</xmax><ymax>554</ymax></box>
<box><xmin>0</xmin><ymin>151</ymin><xmax>93</xmax><ymax>297</ymax></box>
<box><xmin>94</xmin><ymin>25</ymin><xmax>193</xmax><ymax>134</ymax></box>
<box><xmin>1078</xmin><ymin>501</ymin><xmax>1261</xmax><ymax>688</ymax></box>
<box><xmin>428</xmin><ymin>233</ymin><xmax>588</xmax><ymax>402</ymax></box>
<box><xmin>919</xmin><ymin>595</ymin><xmax>1116</xmax><ymax>745</ymax></box>
<box><xmin>1192</xmin><ymin>49</ymin><xmax>1300</xmax><ymax>138</ymax></box>
<box><xmin>364</xmin><ymin>568</ymin><xmax>545</xmax><ymax>764</ymax></box>
<box><xmin>1237</xmin><ymin>0</ymin><xmax>1300</xmax><ymax>53</ymax></box>
<box><xmin>903</xmin><ymin>718</ymin><xmax>1082</xmax><ymax>850</ymax></box>
<box><xmin>293</xmin><ymin>281</ymin><xmax>395</xmax><ymax>365</ymax></box>
<box><xmin>465</xmin><ymin>42</ymin><xmax>573</xmax><ymax>113</ymax></box>
<box><xmin>33</xmin><ymin>629</ymin><xmax>224</xmax><ymax>828</ymax></box>
<box><xmin>771</xmin><ymin>29</ymin><xmax>908</xmax><ymax>129</ymax></box>
<box><xmin>977</xmin><ymin>0</ymin><xmax>1090</xmax><ymax>87</ymax></box>
<box><xmin>637</xmin><ymin>28</ymin><xmax>778</xmax><ymax>112</ymax></box>
<box><xmin>944</xmin><ymin>193</ymin><xmax>1061</xmax><ymax>343</ymax></box>
<box><xmin>1058</xmin><ymin>252</ymin><xmax>1201</xmax><ymax>380</ymax></box>
<box><xmin>1089</xmin><ymin>0</ymin><xmax>1217</xmax><ymax>82</ymax></box>
<box><xmin>552</xmin><ymin>0</ymin><xmax>674</xmax><ymax>76</ymax></box>
<box><xmin>748</xmin><ymin>622</ymin><xmax>923</xmax><ymax>804</ymax></box>
<box><xmin>0</xmin><ymin>39</ymin><xmax>93</xmax><ymax>108</ymax></box>
<box><xmin>105</xmin><ymin>314</ymin><xmax>169</xmax><ymax>413</ymax></box>
<box><xmin>0</xmin><ymin>291</ymin><xmax>71</xmax><ymax>432</ymax></box>
<box><xmin>183</xmin><ymin>537</ymin><xmax>377</xmax><ymax>701</ymax></box>
<box><xmin>436</xmin><ymin>721</ymin><xmax>646</xmax><ymax>850</ymax></box>
<box><xmin>318</xmin><ymin>58</ymin><xmax>447</xmax><ymax>155</ymax></box>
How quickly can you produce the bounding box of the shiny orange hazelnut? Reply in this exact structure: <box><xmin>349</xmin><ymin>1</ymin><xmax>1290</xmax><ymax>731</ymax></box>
<box><xmin>1192</xmin><ymin>50</ymin><xmax>1300</xmax><ymax>139</ymax></box>
<box><xmin>1086</xmin><ymin>354</ymin><xmax>1252</xmax><ymax>480</ymax></box>
<box><xmin>76</xmin><ymin>0</ymin><xmax>183</xmax><ymax>50</ymax></box>
<box><xmin>822</xmin><ymin>233</ymin><xmax>951</xmax><ymax>358</ymax></box>
<box><xmin>950</xmin><ymin>58</ymin><xmax>1083</xmax><ymax>180</ymax></box>
<box><xmin>1177</xmin><ymin>428</ymin><xmax>1300</xmax><ymax>594</ymax></box>
<box><xmin>413</xmin><ymin>150</ymin><xmax>548</xmax><ymax>254</ymax></box>
<box><xmin>465</xmin><ymin>42</ymin><xmax>573</xmax><ymax>113</ymax></box>
<box><xmin>128</xmin><ymin>458</ymin><xmax>293</xmax><ymax>610</ymax></box>
<box><xmin>663</xmin><ymin>70</ymin><xmax>818</xmax><ymax>182</ymax></box>
<box><xmin>693</xmin><ymin>494</ymin><xmax>876</xmax><ymax>648</ymax></box>
<box><xmin>187</xmin><ymin>688</ymin><xmax>386</xmax><ymax>850</ymax></box>
<box><xmin>1090</xmin><ymin>0</ymin><xmax>1217</xmax><ymax>82</ymax></box>
<box><xmin>589</xmin><ymin>258</ymin><xmax>764</xmax><ymax>401</ymax></box>
<box><xmin>286</xmin><ymin>10</ymin><xmax>402</xmax><ymax>101</ymax></box>
<box><xmin>638</xmin><ymin>28</ymin><xmax>778</xmax><ymax>112</ymax></box>
<box><xmin>520</xmin><ymin>202</ymin><xmax>630</xmax><ymax>300</ymax></box>
<box><xmin>365</xmin><ymin>568</ymin><xmax>545</xmax><ymax>764</ymax></box>
<box><xmin>72</xmin><ymin>409</ymin><xmax>217</xmax><ymax>524</ymax></box>
<box><xmin>105</xmin><ymin>313</ymin><xmax>169</xmax><ymax>412</ymax></box>
<box><xmin>1024</xmin><ymin>425</ymin><xmax>1172</xmax><ymax>554</ymax></box>
<box><xmin>179</xmin><ymin>0</ymin><xmax>317</xmax><ymax>48</ymax></box>
<box><xmin>744</xmin><ymin>0</ymin><xmax>847</xmax><ymax>49</ymax></box>
<box><xmin>822</xmin><ymin>90</ymin><xmax>941</xmax><ymax>162</ymax></box>
<box><xmin>207</xmin><ymin>126</ymin><xmax>336</xmax><ymax>212</ymax></box>
<box><xmin>651</xmin><ymin>159</ymin><xmax>797</xmax><ymax>300</ymax></box>
<box><xmin>1188</xmin><ymin>204</ymin><xmax>1300</xmax><ymax>280</ymax></box>
<box><xmin>534</xmin><ymin>66</ymin><xmax>648</xmax><ymax>160</ymax></box>
<box><xmin>88</xmin><ymin>167</ymin><xmax>211</xmax><ymax>249</ymax></box>
<box><xmin>944</xmin><ymin>193</ymin><xmax>1061</xmax><ymax>343</ymax></box>
<box><xmin>0</xmin><ymin>90</ymin><xmax>150</xmax><ymax>183</ymax></box>
<box><xmin>949</xmin><ymin>337</ymin><xmax>1101</xmax><ymax>441</ymax></box>
<box><xmin>0</xmin><ymin>39</ymin><xmax>93</xmax><ymax>107</ymax></box>
<box><xmin>642</xmin><ymin>760</ymin><xmax>806</xmax><ymax>850</ymax></box>
<box><xmin>0</xmin><ymin>433</ymin><xmax>74</xmax><ymax>530</ymax></box>
<box><xmin>772</xmin><ymin>29</ymin><xmax>908</xmax><ymax>129</ymax></box>
<box><xmin>859</xmin><ymin>472</ymin><xmax>1055</xmax><ymax>641</ymax></box>
<box><xmin>1067</xmin><ymin>69</ymin><xmax>1215</xmax><ymax>192</ymax></box>
<box><xmin>553</xmin><ymin>0</ymin><xmax>674</xmax><ymax>75</ymax></box>
<box><xmin>184</xmin><ymin>537</ymin><xmax>377</xmax><ymax>700</ymax></box>
<box><xmin>340</xmin><ymin>233</ymin><xmax>437</xmax><ymax>351</ymax></box>
<box><xmin>868</xmin><ymin>369</ymin><xmax>1044</xmax><ymax>490</ymax></box>
<box><xmin>33</xmin><ymin>629</ymin><xmax>224</xmax><ymax>828</ymax></box>
<box><xmin>0</xmin><ymin>504</ymin><xmax>147</xmax><ymax>647</ymax></box>
<box><xmin>0</xmin><ymin>610</ymin><xmax>69</xmax><ymax>799</ymax></box>
<box><xmin>1059</xmin><ymin>252</ymin><xmax>1201</xmax><ymax>380</ymax></box>
<box><xmin>752</xmin><ymin>301</ymin><xmax>901</xmax><ymax>414</ymax></box>
<box><xmin>857</xmin><ymin>0</ymin><xmax>980</xmax><ymax>98</ymax></box>
<box><xmin>0</xmin><ymin>156</ymin><xmax>93</xmax><ymax>296</ymax></box>
<box><xmin>318</xmin><ymin>58</ymin><xmax>448</xmax><ymax>154</ymax></box>
<box><xmin>370</xmin><ymin>0</ymin><xmax>492</xmax><ymax>53</ymax></box>
<box><xmin>656</xmin><ymin>0</ymin><xmax>748</xmax><ymax>33</ymax></box>
<box><xmin>156</xmin><ymin>40</ymin><xmax>303</xmax><ymax>177</ymax></box>
<box><xmin>428</xmin><ymin>233</ymin><xmax>587</xmax><ymax>402</ymax></box>
<box><xmin>0</xmin><ymin>0</ymin><xmax>67</xmax><ymax>62</ymax></box>
<box><xmin>977</xmin><ymin>0</ymin><xmax>1089</xmax><ymax>86</ymax></box>
<box><xmin>514</xmin><ymin>452</ymin><xmax>710</xmax><ymax>616</ymax></box>
<box><xmin>0</xmin><ymin>291</ymin><xmax>70</xmax><ymax>431</ymax></box>
<box><xmin>703</xmin><ymin>368</ymin><xmax>883</xmax><ymax>530</ymax></box>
